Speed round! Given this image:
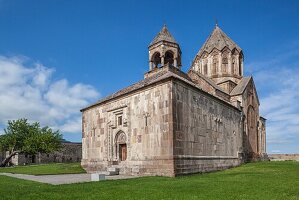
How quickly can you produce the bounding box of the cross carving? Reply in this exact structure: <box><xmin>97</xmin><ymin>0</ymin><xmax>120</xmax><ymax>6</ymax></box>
<box><xmin>144</xmin><ymin>112</ymin><xmax>150</xmax><ymax>127</ymax></box>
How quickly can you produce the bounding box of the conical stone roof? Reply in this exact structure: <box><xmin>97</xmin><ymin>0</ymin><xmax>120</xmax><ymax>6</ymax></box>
<box><xmin>196</xmin><ymin>25</ymin><xmax>242</xmax><ymax>56</ymax></box>
<box><xmin>149</xmin><ymin>25</ymin><xmax>177</xmax><ymax>46</ymax></box>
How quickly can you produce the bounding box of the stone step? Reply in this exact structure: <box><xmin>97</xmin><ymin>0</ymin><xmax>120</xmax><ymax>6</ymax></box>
<box><xmin>91</xmin><ymin>173</ymin><xmax>106</xmax><ymax>181</ymax></box>
<box><xmin>94</xmin><ymin>171</ymin><xmax>110</xmax><ymax>176</ymax></box>
<box><xmin>107</xmin><ymin>171</ymin><xmax>119</xmax><ymax>176</ymax></box>
<box><xmin>108</xmin><ymin>167</ymin><xmax>119</xmax><ymax>172</ymax></box>
<box><xmin>107</xmin><ymin>167</ymin><xmax>119</xmax><ymax>175</ymax></box>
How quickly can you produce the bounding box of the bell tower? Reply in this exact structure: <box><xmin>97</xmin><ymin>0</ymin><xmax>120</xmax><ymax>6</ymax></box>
<box><xmin>148</xmin><ymin>25</ymin><xmax>182</xmax><ymax>71</ymax></box>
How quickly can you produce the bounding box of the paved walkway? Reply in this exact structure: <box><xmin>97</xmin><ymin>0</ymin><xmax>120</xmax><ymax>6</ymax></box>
<box><xmin>0</xmin><ymin>173</ymin><xmax>137</xmax><ymax>185</ymax></box>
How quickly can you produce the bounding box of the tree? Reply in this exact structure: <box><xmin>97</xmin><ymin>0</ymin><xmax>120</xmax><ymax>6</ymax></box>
<box><xmin>0</xmin><ymin>119</ymin><xmax>62</xmax><ymax>167</ymax></box>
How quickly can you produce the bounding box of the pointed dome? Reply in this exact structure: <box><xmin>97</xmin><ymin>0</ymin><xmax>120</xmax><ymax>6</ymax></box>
<box><xmin>149</xmin><ymin>25</ymin><xmax>177</xmax><ymax>46</ymax></box>
<box><xmin>196</xmin><ymin>25</ymin><xmax>242</xmax><ymax>57</ymax></box>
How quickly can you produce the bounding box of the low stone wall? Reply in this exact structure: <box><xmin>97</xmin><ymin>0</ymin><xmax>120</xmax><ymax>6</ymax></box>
<box><xmin>39</xmin><ymin>142</ymin><xmax>82</xmax><ymax>163</ymax></box>
<box><xmin>268</xmin><ymin>154</ymin><xmax>299</xmax><ymax>161</ymax></box>
<box><xmin>10</xmin><ymin>142</ymin><xmax>82</xmax><ymax>166</ymax></box>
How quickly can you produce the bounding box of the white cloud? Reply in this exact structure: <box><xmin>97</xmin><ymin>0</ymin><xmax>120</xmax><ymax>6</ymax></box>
<box><xmin>271</xmin><ymin>150</ymin><xmax>281</xmax><ymax>153</ymax></box>
<box><xmin>32</xmin><ymin>63</ymin><xmax>54</xmax><ymax>88</ymax></box>
<box><xmin>0</xmin><ymin>55</ymin><xmax>99</xmax><ymax>134</ymax></box>
<box><xmin>59</xmin><ymin>118</ymin><xmax>82</xmax><ymax>133</ymax></box>
<box><xmin>246</xmin><ymin>43</ymin><xmax>299</xmax><ymax>153</ymax></box>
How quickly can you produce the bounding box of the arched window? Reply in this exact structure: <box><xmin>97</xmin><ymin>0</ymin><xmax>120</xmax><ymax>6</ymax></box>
<box><xmin>164</xmin><ymin>51</ymin><xmax>174</xmax><ymax>66</ymax></box>
<box><xmin>222</xmin><ymin>56</ymin><xmax>228</xmax><ymax>74</ymax></box>
<box><xmin>152</xmin><ymin>52</ymin><xmax>161</xmax><ymax>68</ymax></box>
<box><xmin>232</xmin><ymin>58</ymin><xmax>235</xmax><ymax>74</ymax></box>
<box><xmin>212</xmin><ymin>57</ymin><xmax>218</xmax><ymax>75</ymax></box>
<box><xmin>204</xmin><ymin>63</ymin><xmax>208</xmax><ymax>75</ymax></box>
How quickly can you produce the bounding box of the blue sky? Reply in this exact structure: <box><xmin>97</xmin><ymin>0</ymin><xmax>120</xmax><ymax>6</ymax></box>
<box><xmin>0</xmin><ymin>0</ymin><xmax>298</xmax><ymax>153</ymax></box>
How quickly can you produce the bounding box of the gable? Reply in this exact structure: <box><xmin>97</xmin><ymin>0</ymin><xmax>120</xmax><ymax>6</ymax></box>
<box><xmin>188</xmin><ymin>70</ymin><xmax>230</xmax><ymax>102</ymax></box>
<box><xmin>231</xmin><ymin>77</ymin><xmax>260</xmax><ymax>105</ymax></box>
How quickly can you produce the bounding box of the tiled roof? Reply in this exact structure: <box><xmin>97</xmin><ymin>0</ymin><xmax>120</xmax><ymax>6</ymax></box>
<box><xmin>189</xmin><ymin>69</ymin><xmax>227</xmax><ymax>94</ymax></box>
<box><xmin>81</xmin><ymin>68</ymin><xmax>192</xmax><ymax>111</ymax></box>
<box><xmin>230</xmin><ymin>76</ymin><xmax>251</xmax><ymax>96</ymax></box>
<box><xmin>149</xmin><ymin>25</ymin><xmax>177</xmax><ymax>46</ymax></box>
<box><xmin>196</xmin><ymin>25</ymin><xmax>242</xmax><ymax>57</ymax></box>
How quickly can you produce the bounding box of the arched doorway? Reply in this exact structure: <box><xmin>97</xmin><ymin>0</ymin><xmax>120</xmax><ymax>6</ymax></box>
<box><xmin>115</xmin><ymin>131</ymin><xmax>127</xmax><ymax>161</ymax></box>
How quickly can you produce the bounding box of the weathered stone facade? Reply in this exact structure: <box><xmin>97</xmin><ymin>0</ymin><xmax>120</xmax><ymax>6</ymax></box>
<box><xmin>82</xmin><ymin>79</ymin><xmax>174</xmax><ymax>176</ymax></box>
<box><xmin>172</xmin><ymin>79</ymin><xmax>243</xmax><ymax>174</ymax></box>
<box><xmin>81</xmin><ymin>24</ymin><xmax>267</xmax><ymax>177</ymax></box>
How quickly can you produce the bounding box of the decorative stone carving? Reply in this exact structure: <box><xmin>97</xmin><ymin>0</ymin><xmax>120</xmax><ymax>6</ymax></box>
<box><xmin>116</xmin><ymin>131</ymin><xmax>126</xmax><ymax>144</ymax></box>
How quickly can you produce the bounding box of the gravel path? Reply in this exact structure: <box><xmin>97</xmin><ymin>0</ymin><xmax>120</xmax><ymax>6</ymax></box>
<box><xmin>0</xmin><ymin>173</ymin><xmax>137</xmax><ymax>185</ymax></box>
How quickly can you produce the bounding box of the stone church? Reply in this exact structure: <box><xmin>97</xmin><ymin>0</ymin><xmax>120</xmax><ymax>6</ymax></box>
<box><xmin>81</xmin><ymin>24</ymin><xmax>267</xmax><ymax>177</ymax></box>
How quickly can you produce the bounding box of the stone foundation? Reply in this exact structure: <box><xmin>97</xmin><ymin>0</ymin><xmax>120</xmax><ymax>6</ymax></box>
<box><xmin>174</xmin><ymin>156</ymin><xmax>241</xmax><ymax>175</ymax></box>
<box><xmin>82</xmin><ymin>159</ymin><xmax>175</xmax><ymax>177</ymax></box>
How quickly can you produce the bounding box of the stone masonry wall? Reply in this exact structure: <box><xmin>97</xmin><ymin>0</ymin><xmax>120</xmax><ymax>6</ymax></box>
<box><xmin>10</xmin><ymin>142</ymin><xmax>82</xmax><ymax>165</ymax></box>
<box><xmin>82</xmin><ymin>80</ymin><xmax>174</xmax><ymax>176</ymax></box>
<box><xmin>38</xmin><ymin>142</ymin><xmax>82</xmax><ymax>163</ymax></box>
<box><xmin>172</xmin><ymin>80</ymin><xmax>243</xmax><ymax>175</ymax></box>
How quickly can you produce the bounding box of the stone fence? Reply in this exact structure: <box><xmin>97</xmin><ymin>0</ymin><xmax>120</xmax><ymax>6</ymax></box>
<box><xmin>268</xmin><ymin>154</ymin><xmax>299</xmax><ymax>161</ymax></box>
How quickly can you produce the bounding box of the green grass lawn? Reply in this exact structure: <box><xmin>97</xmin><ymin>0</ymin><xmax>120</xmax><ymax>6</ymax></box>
<box><xmin>0</xmin><ymin>161</ymin><xmax>298</xmax><ymax>200</ymax></box>
<box><xmin>0</xmin><ymin>162</ymin><xmax>86</xmax><ymax>175</ymax></box>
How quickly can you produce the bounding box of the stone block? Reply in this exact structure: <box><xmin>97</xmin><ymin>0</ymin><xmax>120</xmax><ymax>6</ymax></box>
<box><xmin>107</xmin><ymin>167</ymin><xmax>120</xmax><ymax>175</ymax></box>
<box><xmin>132</xmin><ymin>166</ymin><xmax>140</xmax><ymax>173</ymax></box>
<box><xmin>91</xmin><ymin>173</ymin><xmax>105</xmax><ymax>181</ymax></box>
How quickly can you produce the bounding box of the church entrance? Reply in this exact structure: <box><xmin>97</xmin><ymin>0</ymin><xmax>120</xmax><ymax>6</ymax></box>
<box><xmin>115</xmin><ymin>131</ymin><xmax>127</xmax><ymax>162</ymax></box>
<box><xmin>119</xmin><ymin>144</ymin><xmax>127</xmax><ymax>161</ymax></box>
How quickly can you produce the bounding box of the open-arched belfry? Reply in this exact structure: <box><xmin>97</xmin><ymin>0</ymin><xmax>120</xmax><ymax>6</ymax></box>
<box><xmin>81</xmin><ymin>24</ymin><xmax>267</xmax><ymax>177</ymax></box>
<box><xmin>148</xmin><ymin>25</ymin><xmax>182</xmax><ymax>70</ymax></box>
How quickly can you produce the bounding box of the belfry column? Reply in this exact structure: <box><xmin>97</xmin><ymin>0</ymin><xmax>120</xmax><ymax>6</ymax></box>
<box><xmin>236</xmin><ymin>56</ymin><xmax>240</xmax><ymax>75</ymax></box>
<box><xmin>161</xmin><ymin>55</ymin><xmax>165</xmax><ymax>66</ymax></box>
<box><xmin>174</xmin><ymin>57</ymin><xmax>178</xmax><ymax>68</ymax></box>
<box><xmin>149</xmin><ymin>61</ymin><xmax>153</xmax><ymax>71</ymax></box>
